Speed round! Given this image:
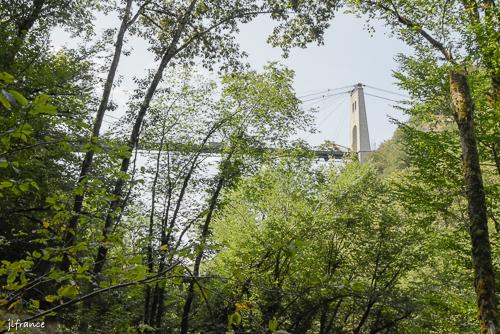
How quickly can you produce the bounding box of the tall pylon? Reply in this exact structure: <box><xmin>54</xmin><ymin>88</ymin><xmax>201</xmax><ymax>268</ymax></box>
<box><xmin>350</xmin><ymin>83</ymin><xmax>371</xmax><ymax>163</ymax></box>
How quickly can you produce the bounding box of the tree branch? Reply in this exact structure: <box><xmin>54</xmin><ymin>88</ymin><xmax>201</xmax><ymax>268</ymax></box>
<box><xmin>21</xmin><ymin>262</ymin><xmax>181</xmax><ymax>323</ymax></box>
<box><xmin>366</xmin><ymin>0</ymin><xmax>454</xmax><ymax>62</ymax></box>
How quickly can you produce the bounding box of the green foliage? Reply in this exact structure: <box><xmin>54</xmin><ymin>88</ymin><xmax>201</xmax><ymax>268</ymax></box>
<box><xmin>0</xmin><ymin>1</ymin><xmax>497</xmax><ymax>333</ymax></box>
<box><xmin>205</xmin><ymin>160</ymin><xmax>426</xmax><ymax>333</ymax></box>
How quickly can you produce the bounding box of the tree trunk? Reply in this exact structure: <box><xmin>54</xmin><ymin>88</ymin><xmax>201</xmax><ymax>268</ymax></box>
<box><xmin>152</xmin><ymin>130</ymin><xmax>219</xmax><ymax>331</ymax></box>
<box><xmin>143</xmin><ymin>104</ymin><xmax>173</xmax><ymax>325</ymax></box>
<box><xmin>152</xmin><ymin>284</ymin><xmax>165</xmax><ymax>332</ymax></box>
<box><xmin>319</xmin><ymin>302</ymin><xmax>329</xmax><ymax>334</ymax></box>
<box><xmin>3</xmin><ymin>0</ymin><xmax>46</xmax><ymax>70</ymax></box>
<box><xmin>180</xmin><ymin>173</ymin><xmax>227</xmax><ymax>334</ymax></box>
<box><xmin>92</xmin><ymin>47</ymin><xmax>173</xmax><ymax>277</ymax></box>
<box><xmin>460</xmin><ymin>0</ymin><xmax>500</xmax><ymax>102</ymax></box>
<box><xmin>61</xmin><ymin>0</ymin><xmax>134</xmax><ymax>272</ymax></box>
<box><xmin>449</xmin><ymin>71</ymin><xmax>498</xmax><ymax>334</ymax></box>
<box><xmin>92</xmin><ymin>0</ymin><xmax>198</xmax><ymax>277</ymax></box>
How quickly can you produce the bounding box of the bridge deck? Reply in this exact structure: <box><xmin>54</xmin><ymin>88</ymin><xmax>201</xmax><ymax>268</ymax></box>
<box><xmin>138</xmin><ymin>141</ymin><xmax>348</xmax><ymax>160</ymax></box>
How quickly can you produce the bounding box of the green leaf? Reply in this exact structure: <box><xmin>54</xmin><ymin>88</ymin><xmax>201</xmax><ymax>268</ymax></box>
<box><xmin>17</xmin><ymin>123</ymin><xmax>33</xmax><ymax>136</ymax></box>
<box><xmin>8</xmin><ymin>90</ymin><xmax>28</xmax><ymax>107</ymax></box>
<box><xmin>7</xmin><ymin>273</ymin><xmax>16</xmax><ymax>284</ymax></box>
<box><xmin>116</xmin><ymin>145</ymin><xmax>132</xmax><ymax>158</ymax></box>
<box><xmin>57</xmin><ymin>285</ymin><xmax>79</xmax><ymax>298</ymax></box>
<box><xmin>0</xmin><ymin>91</ymin><xmax>11</xmax><ymax>109</ymax></box>
<box><xmin>268</xmin><ymin>316</ymin><xmax>278</xmax><ymax>332</ymax></box>
<box><xmin>29</xmin><ymin>180</ymin><xmax>40</xmax><ymax>190</ymax></box>
<box><xmin>352</xmin><ymin>281</ymin><xmax>364</xmax><ymax>293</ymax></box>
<box><xmin>19</xmin><ymin>182</ymin><xmax>30</xmax><ymax>192</ymax></box>
<box><xmin>0</xmin><ymin>72</ymin><xmax>14</xmax><ymax>83</ymax></box>
<box><xmin>31</xmin><ymin>104</ymin><xmax>57</xmax><ymax>115</ymax></box>
<box><xmin>31</xmin><ymin>94</ymin><xmax>56</xmax><ymax>115</ymax></box>
<box><xmin>139</xmin><ymin>324</ymin><xmax>155</xmax><ymax>333</ymax></box>
<box><xmin>19</xmin><ymin>272</ymin><xmax>27</xmax><ymax>286</ymax></box>
<box><xmin>0</xmin><ymin>181</ymin><xmax>13</xmax><ymax>189</ymax></box>
<box><xmin>33</xmin><ymin>94</ymin><xmax>50</xmax><ymax>105</ymax></box>
<box><xmin>7</xmin><ymin>299</ymin><xmax>20</xmax><ymax>311</ymax></box>
<box><xmin>46</xmin><ymin>196</ymin><xmax>57</xmax><ymax>205</ymax></box>
<box><xmin>45</xmin><ymin>295</ymin><xmax>59</xmax><ymax>303</ymax></box>
<box><xmin>231</xmin><ymin>312</ymin><xmax>241</xmax><ymax>326</ymax></box>
<box><xmin>30</xmin><ymin>299</ymin><xmax>40</xmax><ymax>310</ymax></box>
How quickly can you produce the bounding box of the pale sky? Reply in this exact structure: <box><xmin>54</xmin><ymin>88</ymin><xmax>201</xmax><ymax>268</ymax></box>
<box><xmin>236</xmin><ymin>13</ymin><xmax>411</xmax><ymax>148</ymax></box>
<box><xmin>51</xmin><ymin>9</ymin><xmax>411</xmax><ymax>150</ymax></box>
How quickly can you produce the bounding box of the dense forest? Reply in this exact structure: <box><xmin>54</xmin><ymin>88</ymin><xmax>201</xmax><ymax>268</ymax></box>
<box><xmin>0</xmin><ymin>0</ymin><xmax>498</xmax><ymax>333</ymax></box>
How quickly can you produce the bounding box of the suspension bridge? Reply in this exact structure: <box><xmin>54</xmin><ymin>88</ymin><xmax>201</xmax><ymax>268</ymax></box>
<box><xmin>106</xmin><ymin>83</ymin><xmax>406</xmax><ymax>163</ymax></box>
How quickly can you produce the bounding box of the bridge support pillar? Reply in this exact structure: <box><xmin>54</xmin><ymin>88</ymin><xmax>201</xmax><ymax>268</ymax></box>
<box><xmin>350</xmin><ymin>83</ymin><xmax>371</xmax><ymax>163</ymax></box>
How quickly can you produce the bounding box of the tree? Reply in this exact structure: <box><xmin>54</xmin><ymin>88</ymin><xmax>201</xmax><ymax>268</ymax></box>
<box><xmin>90</xmin><ymin>0</ymin><xmax>339</xmax><ymax>278</ymax></box>
<box><xmin>0</xmin><ymin>70</ymin><xmax>93</xmax><ymax>330</ymax></box>
<box><xmin>208</xmin><ymin>161</ymin><xmax>424</xmax><ymax>333</ymax></box>
<box><xmin>269</xmin><ymin>1</ymin><xmax>499</xmax><ymax>331</ymax></box>
<box><xmin>1</xmin><ymin>0</ymin><xmax>498</xmax><ymax>332</ymax></box>
<box><xmin>177</xmin><ymin>63</ymin><xmax>312</xmax><ymax>334</ymax></box>
<box><xmin>0</xmin><ymin>0</ymin><xmax>96</xmax><ymax>71</ymax></box>
<box><xmin>61</xmin><ymin>0</ymin><xmax>147</xmax><ymax>273</ymax></box>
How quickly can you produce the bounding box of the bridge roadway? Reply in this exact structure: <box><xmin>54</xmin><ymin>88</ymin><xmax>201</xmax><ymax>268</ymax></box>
<box><xmin>138</xmin><ymin>141</ymin><xmax>348</xmax><ymax>160</ymax></box>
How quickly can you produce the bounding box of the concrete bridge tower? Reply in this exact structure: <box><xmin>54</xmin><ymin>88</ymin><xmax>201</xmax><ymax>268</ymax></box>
<box><xmin>350</xmin><ymin>83</ymin><xmax>371</xmax><ymax>163</ymax></box>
